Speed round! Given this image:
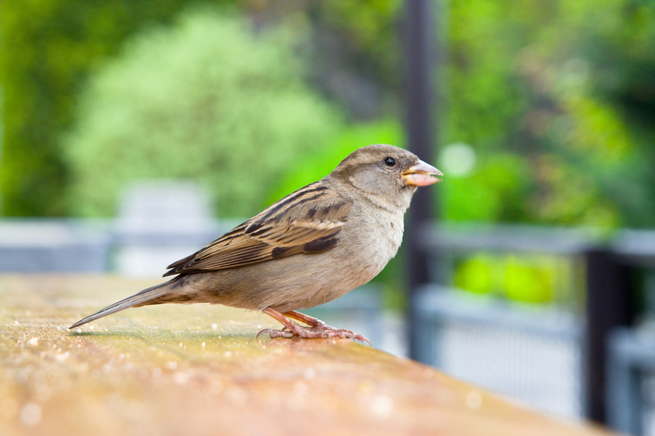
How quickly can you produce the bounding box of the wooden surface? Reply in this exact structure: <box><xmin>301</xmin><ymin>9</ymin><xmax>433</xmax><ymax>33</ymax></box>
<box><xmin>0</xmin><ymin>275</ymin><xmax>619</xmax><ymax>436</ymax></box>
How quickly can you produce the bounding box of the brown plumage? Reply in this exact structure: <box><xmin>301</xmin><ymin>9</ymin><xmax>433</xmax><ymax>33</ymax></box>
<box><xmin>70</xmin><ymin>144</ymin><xmax>442</xmax><ymax>343</ymax></box>
<box><xmin>163</xmin><ymin>183</ymin><xmax>351</xmax><ymax>275</ymax></box>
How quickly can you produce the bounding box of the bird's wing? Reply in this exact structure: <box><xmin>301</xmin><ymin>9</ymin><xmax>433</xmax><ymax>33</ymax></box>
<box><xmin>163</xmin><ymin>182</ymin><xmax>352</xmax><ymax>276</ymax></box>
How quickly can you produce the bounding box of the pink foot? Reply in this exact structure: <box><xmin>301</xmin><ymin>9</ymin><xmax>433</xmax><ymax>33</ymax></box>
<box><xmin>257</xmin><ymin>320</ymin><xmax>371</xmax><ymax>344</ymax></box>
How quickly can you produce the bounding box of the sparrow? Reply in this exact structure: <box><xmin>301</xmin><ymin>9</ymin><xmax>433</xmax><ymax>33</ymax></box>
<box><xmin>70</xmin><ymin>144</ymin><xmax>442</xmax><ymax>343</ymax></box>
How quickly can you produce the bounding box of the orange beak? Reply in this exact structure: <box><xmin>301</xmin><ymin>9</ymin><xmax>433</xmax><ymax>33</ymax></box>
<box><xmin>401</xmin><ymin>159</ymin><xmax>443</xmax><ymax>186</ymax></box>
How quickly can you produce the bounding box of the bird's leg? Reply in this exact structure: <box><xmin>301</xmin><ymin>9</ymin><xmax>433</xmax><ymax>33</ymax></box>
<box><xmin>257</xmin><ymin>308</ymin><xmax>371</xmax><ymax>344</ymax></box>
<box><xmin>283</xmin><ymin>310</ymin><xmax>324</xmax><ymax>327</ymax></box>
<box><xmin>256</xmin><ymin>308</ymin><xmax>296</xmax><ymax>339</ymax></box>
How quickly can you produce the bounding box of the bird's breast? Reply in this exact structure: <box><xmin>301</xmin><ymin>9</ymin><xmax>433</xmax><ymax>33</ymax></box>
<box><xmin>337</xmin><ymin>204</ymin><xmax>405</xmax><ymax>281</ymax></box>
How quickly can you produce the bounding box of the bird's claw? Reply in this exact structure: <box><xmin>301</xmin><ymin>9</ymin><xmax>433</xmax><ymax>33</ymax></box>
<box><xmin>319</xmin><ymin>329</ymin><xmax>371</xmax><ymax>344</ymax></box>
<box><xmin>256</xmin><ymin>328</ymin><xmax>294</xmax><ymax>339</ymax></box>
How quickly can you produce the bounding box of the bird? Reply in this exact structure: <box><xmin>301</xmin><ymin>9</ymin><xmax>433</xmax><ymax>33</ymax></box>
<box><xmin>70</xmin><ymin>144</ymin><xmax>442</xmax><ymax>343</ymax></box>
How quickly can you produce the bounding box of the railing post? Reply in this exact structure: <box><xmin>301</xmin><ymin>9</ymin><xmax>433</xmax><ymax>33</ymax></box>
<box><xmin>584</xmin><ymin>248</ymin><xmax>634</xmax><ymax>423</ymax></box>
<box><xmin>405</xmin><ymin>0</ymin><xmax>437</xmax><ymax>361</ymax></box>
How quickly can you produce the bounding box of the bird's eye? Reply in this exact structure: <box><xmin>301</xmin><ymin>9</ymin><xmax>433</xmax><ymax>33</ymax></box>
<box><xmin>383</xmin><ymin>157</ymin><xmax>396</xmax><ymax>167</ymax></box>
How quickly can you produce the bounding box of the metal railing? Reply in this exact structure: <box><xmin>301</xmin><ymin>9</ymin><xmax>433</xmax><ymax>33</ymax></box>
<box><xmin>411</xmin><ymin>223</ymin><xmax>651</xmax><ymax>427</ymax></box>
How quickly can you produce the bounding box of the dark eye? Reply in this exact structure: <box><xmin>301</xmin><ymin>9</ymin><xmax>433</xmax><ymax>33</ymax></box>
<box><xmin>383</xmin><ymin>157</ymin><xmax>396</xmax><ymax>167</ymax></box>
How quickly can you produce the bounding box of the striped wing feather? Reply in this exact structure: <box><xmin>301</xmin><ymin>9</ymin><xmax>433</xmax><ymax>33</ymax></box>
<box><xmin>163</xmin><ymin>183</ymin><xmax>352</xmax><ymax>276</ymax></box>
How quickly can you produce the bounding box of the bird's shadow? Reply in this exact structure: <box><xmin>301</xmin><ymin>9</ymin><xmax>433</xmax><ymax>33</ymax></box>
<box><xmin>67</xmin><ymin>328</ymin><xmax>366</xmax><ymax>353</ymax></box>
<box><xmin>67</xmin><ymin>328</ymin><xmax>253</xmax><ymax>341</ymax></box>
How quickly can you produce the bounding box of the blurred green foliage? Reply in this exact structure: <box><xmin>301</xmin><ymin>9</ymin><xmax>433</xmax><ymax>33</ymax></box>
<box><xmin>503</xmin><ymin>256</ymin><xmax>555</xmax><ymax>304</ymax></box>
<box><xmin>320</xmin><ymin>0</ymin><xmax>404</xmax><ymax>95</ymax></box>
<box><xmin>0</xmin><ymin>0</ymin><xmax>234</xmax><ymax>216</ymax></box>
<box><xmin>442</xmin><ymin>0</ymin><xmax>655</xmax><ymax>228</ymax></box>
<box><xmin>454</xmin><ymin>252</ymin><xmax>576</xmax><ymax>304</ymax></box>
<box><xmin>5</xmin><ymin>0</ymin><xmax>653</xmax><ymax>226</ymax></box>
<box><xmin>62</xmin><ymin>9</ymin><xmax>342</xmax><ymax>217</ymax></box>
<box><xmin>441</xmin><ymin>153</ymin><xmax>532</xmax><ymax>222</ymax></box>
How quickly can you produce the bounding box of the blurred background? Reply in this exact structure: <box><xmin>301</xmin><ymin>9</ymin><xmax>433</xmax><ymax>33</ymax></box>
<box><xmin>1</xmin><ymin>0</ymin><xmax>655</xmax><ymax>433</ymax></box>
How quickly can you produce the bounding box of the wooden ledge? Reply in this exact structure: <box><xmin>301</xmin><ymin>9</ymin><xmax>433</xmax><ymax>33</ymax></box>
<box><xmin>0</xmin><ymin>275</ymin><xmax>619</xmax><ymax>436</ymax></box>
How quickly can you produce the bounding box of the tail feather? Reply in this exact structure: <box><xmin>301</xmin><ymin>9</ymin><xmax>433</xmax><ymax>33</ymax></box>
<box><xmin>69</xmin><ymin>280</ymin><xmax>176</xmax><ymax>329</ymax></box>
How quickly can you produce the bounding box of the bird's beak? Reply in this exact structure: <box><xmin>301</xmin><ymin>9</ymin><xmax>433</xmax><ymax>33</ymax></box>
<box><xmin>401</xmin><ymin>159</ymin><xmax>443</xmax><ymax>186</ymax></box>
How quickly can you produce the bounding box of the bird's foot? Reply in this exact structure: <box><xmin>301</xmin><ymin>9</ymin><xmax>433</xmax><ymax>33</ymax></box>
<box><xmin>257</xmin><ymin>308</ymin><xmax>371</xmax><ymax>344</ymax></box>
<box><xmin>257</xmin><ymin>321</ymin><xmax>370</xmax><ymax>343</ymax></box>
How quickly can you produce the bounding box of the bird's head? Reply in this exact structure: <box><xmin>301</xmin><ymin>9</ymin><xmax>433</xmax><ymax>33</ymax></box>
<box><xmin>329</xmin><ymin>144</ymin><xmax>442</xmax><ymax>207</ymax></box>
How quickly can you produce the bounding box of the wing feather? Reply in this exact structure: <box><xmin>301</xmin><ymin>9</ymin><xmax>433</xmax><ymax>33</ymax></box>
<box><xmin>163</xmin><ymin>182</ymin><xmax>352</xmax><ymax>276</ymax></box>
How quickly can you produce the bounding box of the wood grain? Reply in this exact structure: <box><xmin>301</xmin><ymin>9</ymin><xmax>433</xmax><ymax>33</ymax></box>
<box><xmin>0</xmin><ymin>275</ymin><xmax>619</xmax><ymax>436</ymax></box>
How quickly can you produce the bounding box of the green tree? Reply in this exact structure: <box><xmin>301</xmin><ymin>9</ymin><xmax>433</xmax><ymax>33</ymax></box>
<box><xmin>62</xmin><ymin>8</ymin><xmax>342</xmax><ymax>217</ymax></box>
<box><xmin>441</xmin><ymin>0</ymin><xmax>655</xmax><ymax>227</ymax></box>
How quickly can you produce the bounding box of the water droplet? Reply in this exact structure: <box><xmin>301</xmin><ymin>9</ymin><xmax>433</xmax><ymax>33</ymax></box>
<box><xmin>173</xmin><ymin>372</ymin><xmax>189</xmax><ymax>385</ymax></box>
<box><xmin>19</xmin><ymin>403</ymin><xmax>41</xmax><ymax>426</ymax></box>
<box><xmin>370</xmin><ymin>395</ymin><xmax>393</xmax><ymax>417</ymax></box>
<box><xmin>55</xmin><ymin>352</ymin><xmax>70</xmax><ymax>362</ymax></box>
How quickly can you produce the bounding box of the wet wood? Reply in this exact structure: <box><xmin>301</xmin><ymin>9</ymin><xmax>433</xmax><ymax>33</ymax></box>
<box><xmin>0</xmin><ymin>275</ymin><xmax>618</xmax><ymax>436</ymax></box>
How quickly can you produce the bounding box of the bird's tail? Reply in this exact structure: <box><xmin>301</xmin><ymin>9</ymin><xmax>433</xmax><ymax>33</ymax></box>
<box><xmin>69</xmin><ymin>279</ymin><xmax>177</xmax><ymax>329</ymax></box>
